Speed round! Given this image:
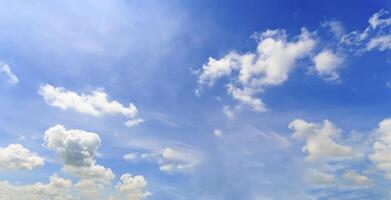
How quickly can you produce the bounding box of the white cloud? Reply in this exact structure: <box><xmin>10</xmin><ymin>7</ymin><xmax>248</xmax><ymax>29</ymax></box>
<box><xmin>305</xmin><ymin>170</ymin><xmax>335</xmax><ymax>186</ymax></box>
<box><xmin>114</xmin><ymin>173</ymin><xmax>150</xmax><ymax>200</ymax></box>
<box><xmin>369</xmin><ymin>118</ymin><xmax>391</xmax><ymax>179</ymax></box>
<box><xmin>366</xmin><ymin>35</ymin><xmax>391</xmax><ymax>51</ymax></box>
<box><xmin>74</xmin><ymin>179</ymin><xmax>101</xmax><ymax>199</ymax></box>
<box><xmin>44</xmin><ymin>124</ymin><xmax>115</xmax><ymax>184</ymax></box>
<box><xmin>0</xmin><ymin>61</ymin><xmax>19</xmax><ymax>84</ymax></box>
<box><xmin>342</xmin><ymin>170</ymin><xmax>373</xmax><ymax>187</ymax></box>
<box><xmin>44</xmin><ymin>124</ymin><xmax>100</xmax><ymax>167</ymax></box>
<box><xmin>213</xmin><ymin>129</ymin><xmax>223</xmax><ymax>137</ymax></box>
<box><xmin>368</xmin><ymin>9</ymin><xmax>391</xmax><ymax>29</ymax></box>
<box><xmin>323</xmin><ymin>20</ymin><xmax>345</xmax><ymax>39</ymax></box>
<box><xmin>341</xmin><ymin>9</ymin><xmax>391</xmax><ymax>52</ymax></box>
<box><xmin>0</xmin><ymin>144</ymin><xmax>44</xmax><ymax>170</ymax></box>
<box><xmin>0</xmin><ymin>173</ymin><xmax>149</xmax><ymax>200</ymax></box>
<box><xmin>313</xmin><ymin>50</ymin><xmax>344</xmax><ymax>80</ymax></box>
<box><xmin>289</xmin><ymin>119</ymin><xmax>352</xmax><ymax>161</ymax></box>
<box><xmin>222</xmin><ymin>105</ymin><xmax>235</xmax><ymax>119</ymax></box>
<box><xmin>0</xmin><ymin>174</ymin><xmax>73</xmax><ymax>200</ymax></box>
<box><xmin>38</xmin><ymin>84</ymin><xmax>143</xmax><ymax>127</ymax></box>
<box><xmin>124</xmin><ymin>147</ymin><xmax>202</xmax><ymax>173</ymax></box>
<box><xmin>64</xmin><ymin>164</ymin><xmax>115</xmax><ymax>185</ymax></box>
<box><xmin>198</xmin><ymin>28</ymin><xmax>316</xmax><ymax>111</ymax></box>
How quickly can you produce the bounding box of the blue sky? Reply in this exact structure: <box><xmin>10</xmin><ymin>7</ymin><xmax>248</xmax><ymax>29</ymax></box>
<box><xmin>0</xmin><ymin>0</ymin><xmax>390</xmax><ymax>199</ymax></box>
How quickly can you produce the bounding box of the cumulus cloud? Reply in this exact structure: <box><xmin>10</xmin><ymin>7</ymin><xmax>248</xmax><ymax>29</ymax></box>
<box><xmin>198</xmin><ymin>28</ymin><xmax>316</xmax><ymax>111</ymax></box>
<box><xmin>289</xmin><ymin>119</ymin><xmax>352</xmax><ymax>161</ymax></box>
<box><xmin>0</xmin><ymin>144</ymin><xmax>44</xmax><ymax>170</ymax></box>
<box><xmin>44</xmin><ymin>124</ymin><xmax>114</xmax><ymax>184</ymax></box>
<box><xmin>342</xmin><ymin>171</ymin><xmax>373</xmax><ymax>187</ymax></box>
<box><xmin>38</xmin><ymin>84</ymin><xmax>143</xmax><ymax>127</ymax></box>
<box><xmin>64</xmin><ymin>164</ymin><xmax>115</xmax><ymax>185</ymax></box>
<box><xmin>0</xmin><ymin>61</ymin><xmax>19</xmax><ymax>84</ymax></box>
<box><xmin>0</xmin><ymin>173</ymin><xmax>149</xmax><ymax>200</ymax></box>
<box><xmin>124</xmin><ymin>147</ymin><xmax>202</xmax><ymax>173</ymax></box>
<box><xmin>197</xmin><ymin>10</ymin><xmax>390</xmax><ymax>112</ymax></box>
<box><xmin>369</xmin><ymin>118</ymin><xmax>391</xmax><ymax>180</ymax></box>
<box><xmin>0</xmin><ymin>174</ymin><xmax>73</xmax><ymax>200</ymax></box>
<box><xmin>313</xmin><ymin>50</ymin><xmax>344</xmax><ymax>80</ymax></box>
<box><xmin>44</xmin><ymin>124</ymin><xmax>100</xmax><ymax>167</ymax></box>
<box><xmin>114</xmin><ymin>173</ymin><xmax>150</xmax><ymax>200</ymax></box>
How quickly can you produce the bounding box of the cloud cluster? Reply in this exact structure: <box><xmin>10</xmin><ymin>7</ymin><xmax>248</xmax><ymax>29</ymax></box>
<box><xmin>198</xmin><ymin>28</ymin><xmax>316</xmax><ymax>111</ymax></box>
<box><xmin>0</xmin><ymin>172</ymin><xmax>150</xmax><ymax>200</ymax></box>
<box><xmin>39</xmin><ymin>84</ymin><xmax>143</xmax><ymax>127</ymax></box>
<box><xmin>41</xmin><ymin>124</ymin><xmax>149</xmax><ymax>199</ymax></box>
<box><xmin>197</xmin><ymin>10</ymin><xmax>391</xmax><ymax>112</ymax></box>
<box><xmin>0</xmin><ymin>61</ymin><xmax>19</xmax><ymax>84</ymax></box>
<box><xmin>124</xmin><ymin>147</ymin><xmax>202</xmax><ymax>173</ymax></box>
<box><xmin>288</xmin><ymin>119</ymin><xmax>371</xmax><ymax>188</ymax></box>
<box><xmin>0</xmin><ymin>144</ymin><xmax>44</xmax><ymax>170</ymax></box>
<box><xmin>0</xmin><ymin>174</ymin><xmax>72</xmax><ymax>200</ymax></box>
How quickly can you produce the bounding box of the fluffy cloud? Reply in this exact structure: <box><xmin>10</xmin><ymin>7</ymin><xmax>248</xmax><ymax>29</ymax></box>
<box><xmin>213</xmin><ymin>129</ymin><xmax>223</xmax><ymax>137</ymax></box>
<box><xmin>44</xmin><ymin>124</ymin><xmax>100</xmax><ymax>167</ymax></box>
<box><xmin>0</xmin><ymin>173</ymin><xmax>149</xmax><ymax>200</ymax></box>
<box><xmin>0</xmin><ymin>174</ymin><xmax>73</xmax><ymax>200</ymax></box>
<box><xmin>38</xmin><ymin>84</ymin><xmax>143</xmax><ymax>127</ymax></box>
<box><xmin>198</xmin><ymin>28</ymin><xmax>316</xmax><ymax>111</ymax></box>
<box><xmin>369</xmin><ymin>118</ymin><xmax>391</xmax><ymax>179</ymax></box>
<box><xmin>342</xmin><ymin>171</ymin><xmax>373</xmax><ymax>187</ymax></box>
<box><xmin>289</xmin><ymin>119</ymin><xmax>352</xmax><ymax>161</ymax></box>
<box><xmin>64</xmin><ymin>164</ymin><xmax>115</xmax><ymax>185</ymax></box>
<box><xmin>0</xmin><ymin>61</ymin><xmax>19</xmax><ymax>84</ymax></box>
<box><xmin>114</xmin><ymin>173</ymin><xmax>150</xmax><ymax>200</ymax></box>
<box><xmin>124</xmin><ymin>147</ymin><xmax>202</xmax><ymax>173</ymax></box>
<box><xmin>0</xmin><ymin>144</ymin><xmax>44</xmax><ymax>170</ymax></box>
<box><xmin>313</xmin><ymin>50</ymin><xmax>344</xmax><ymax>80</ymax></box>
<box><xmin>37</xmin><ymin>124</ymin><xmax>149</xmax><ymax>199</ymax></box>
<box><xmin>44</xmin><ymin>124</ymin><xmax>114</xmax><ymax>184</ymax></box>
<box><xmin>197</xmin><ymin>10</ymin><xmax>390</xmax><ymax>112</ymax></box>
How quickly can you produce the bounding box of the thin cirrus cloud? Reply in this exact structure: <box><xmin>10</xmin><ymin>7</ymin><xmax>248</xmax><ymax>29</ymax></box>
<box><xmin>38</xmin><ymin>84</ymin><xmax>143</xmax><ymax>127</ymax></box>
<box><xmin>124</xmin><ymin>147</ymin><xmax>203</xmax><ymax>174</ymax></box>
<box><xmin>0</xmin><ymin>61</ymin><xmax>19</xmax><ymax>84</ymax></box>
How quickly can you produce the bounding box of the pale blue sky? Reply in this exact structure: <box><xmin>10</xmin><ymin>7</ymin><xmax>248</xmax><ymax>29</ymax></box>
<box><xmin>0</xmin><ymin>1</ymin><xmax>390</xmax><ymax>199</ymax></box>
